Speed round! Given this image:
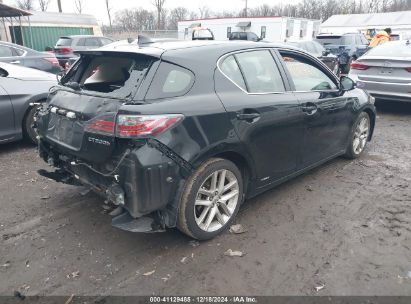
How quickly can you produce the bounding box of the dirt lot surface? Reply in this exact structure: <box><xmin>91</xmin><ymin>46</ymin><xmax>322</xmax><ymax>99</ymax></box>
<box><xmin>1</xmin><ymin>101</ymin><xmax>410</xmax><ymax>297</ymax></box>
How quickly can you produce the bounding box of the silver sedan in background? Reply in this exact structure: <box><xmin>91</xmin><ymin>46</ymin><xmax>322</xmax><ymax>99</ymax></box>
<box><xmin>0</xmin><ymin>62</ymin><xmax>56</xmax><ymax>144</ymax></box>
<box><xmin>349</xmin><ymin>40</ymin><xmax>411</xmax><ymax>102</ymax></box>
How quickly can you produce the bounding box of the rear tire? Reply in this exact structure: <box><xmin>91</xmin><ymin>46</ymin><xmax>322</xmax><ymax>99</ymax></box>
<box><xmin>23</xmin><ymin>105</ymin><xmax>40</xmax><ymax>144</ymax></box>
<box><xmin>177</xmin><ymin>158</ymin><xmax>243</xmax><ymax>240</ymax></box>
<box><xmin>344</xmin><ymin>112</ymin><xmax>370</xmax><ymax>159</ymax></box>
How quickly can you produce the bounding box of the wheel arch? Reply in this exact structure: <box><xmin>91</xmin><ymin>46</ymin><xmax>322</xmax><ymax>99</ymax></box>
<box><xmin>362</xmin><ymin>106</ymin><xmax>376</xmax><ymax>140</ymax></box>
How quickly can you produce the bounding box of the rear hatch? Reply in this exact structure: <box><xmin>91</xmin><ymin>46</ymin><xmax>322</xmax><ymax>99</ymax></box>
<box><xmin>54</xmin><ymin>37</ymin><xmax>74</xmax><ymax>57</ymax></box>
<box><xmin>38</xmin><ymin>51</ymin><xmax>159</xmax><ymax>163</ymax></box>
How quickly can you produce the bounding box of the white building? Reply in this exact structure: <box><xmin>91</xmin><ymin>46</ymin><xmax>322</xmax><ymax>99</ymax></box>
<box><xmin>320</xmin><ymin>10</ymin><xmax>411</xmax><ymax>40</ymax></box>
<box><xmin>178</xmin><ymin>17</ymin><xmax>321</xmax><ymax>42</ymax></box>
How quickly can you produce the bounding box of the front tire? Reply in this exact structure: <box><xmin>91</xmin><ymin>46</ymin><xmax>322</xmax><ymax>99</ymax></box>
<box><xmin>344</xmin><ymin>112</ymin><xmax>370</xmax><ymax>159</ymax></box>
<box><xmin>177</xmin><ymin>158</ymin><xmax>243</xmax><ymax>240</ymax></box>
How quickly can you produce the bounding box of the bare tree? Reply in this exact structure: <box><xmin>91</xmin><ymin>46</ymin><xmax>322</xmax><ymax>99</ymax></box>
<box><xmin>152</xmin><ymin>0</ymin><xmax>166</xmax><ymax>29</ymax></box>
<box><xmin>15</xmin><ymin>0</ymin><xmax>35</xmax><ymax>10</ymax></box>
<box><xmin>168</xmin><ymin>7</ymin><xmax>188</xmax><ymax>29</ymax></box>
<box><xmin>38</xmin><ymin>0</ymin><xmax>49</xmax><ymax>11</ymax></box>
<box><xmin>106</xmin><ymin>0</ymin><xmax>113</xmax><ymax>29</ymax></box>
<box><xmin>74</xmin><ymin>0</ymin><xmax>83</xmax><ymax>14</ymax></box>
<box><xmin>198</xmin><ymin>6</ymin><xmax>211</xmax><ymax>19</ymax></box>
<box><xmin>57</xmin><ymin>0</ymin><xmax>62</xmax><ymax>12</ymax></box>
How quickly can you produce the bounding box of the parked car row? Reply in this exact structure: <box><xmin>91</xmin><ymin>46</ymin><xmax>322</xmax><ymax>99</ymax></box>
<box><xmin>1</xmin><ymin>33</ymin><xmax>409</xmax><ymax>240</ymax></box>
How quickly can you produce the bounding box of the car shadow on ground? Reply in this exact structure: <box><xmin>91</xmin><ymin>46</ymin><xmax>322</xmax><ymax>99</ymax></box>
<box><xmin>375</xmin><ymin>99</ymin><xmax>411</xmax><ymax>115</ymax></box>
<box><xmin>0</xmin><ymin>140</ymin><xmax>34</xmax><ymax>156</ymax></box>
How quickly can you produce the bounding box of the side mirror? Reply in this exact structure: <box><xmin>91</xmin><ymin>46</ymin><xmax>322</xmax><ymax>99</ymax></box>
<box><xmin>322</xmin><ymin>49</ymin><xmax>330</xmax><ymax>56</ymax></box>
<box><xmin>340</xmin><ymin>75</ymin><xmax>355</xmax><ymax>91</ymax></box>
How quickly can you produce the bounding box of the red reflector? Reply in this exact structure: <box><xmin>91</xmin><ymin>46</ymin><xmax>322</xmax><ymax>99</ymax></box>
<box><xmin>88</xmin><ymin>120</ymin><xmax>115</xmax><ymax>133</ymax></box>
<box><xmin>116</xmin><ymin>115</ymin><xmax>183</xmax><ymax>138</ymax></box>
<box><xmin>405</xmin><ymin>67</ymin><xmax>411</xmax><ymax>73</ymax></box>
<box><xmin>350</xmin><ymin>61</ymin><xmax>369</xmax><ymax>70</ymax></box>
<box><xmin>58</xmin><ymin>48</ymin><xmax>72</xmax><ymax>53</ymax></box>
<box><xmin>44</xmin><ymin>57</ymin><xmax>60</xmax><ymax>66</ymax></box>
<box><xmin>85</xmin><ymin>114</ymin><xmax>117</xmax><ymax>136</ymax></box>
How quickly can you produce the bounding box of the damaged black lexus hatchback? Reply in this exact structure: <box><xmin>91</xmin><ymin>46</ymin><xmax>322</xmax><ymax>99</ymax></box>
<box><xmin>37</xmin><ymin>37</ymin><xmax>376</xmax><ymax>240</ymax></box>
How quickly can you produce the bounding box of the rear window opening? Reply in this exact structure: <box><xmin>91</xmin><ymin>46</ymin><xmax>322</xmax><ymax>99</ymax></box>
<box><xmin>62</xmin><ymin>53</ymin><xmax>156</xmax><ymax>98</ymax></box>
<box><xmin>56</xmin><ymin>38</ymin><xmax>73</xmax><ymax>47</ymax></box>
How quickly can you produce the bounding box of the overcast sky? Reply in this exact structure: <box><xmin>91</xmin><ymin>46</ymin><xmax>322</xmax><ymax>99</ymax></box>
<box><xmin>5</xmin><ymin>0</ymin><xmax>298</xmax><ymax>24</ymax></box>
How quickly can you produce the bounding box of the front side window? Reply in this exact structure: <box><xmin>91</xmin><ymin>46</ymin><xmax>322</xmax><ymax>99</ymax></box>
<box><xmin>146</xmin><ymin>62</ymin><xmax>194</xmax><ymax>100</ymax></box>
<box><xmin>235</xmin><ymin>50</ymin><xmax>285</xmax><ymax>93</ymax></box>
<box><xmin>281</xmin><ymin>53</ymin><xmax>338</xmax><ymax>91</ymax></box>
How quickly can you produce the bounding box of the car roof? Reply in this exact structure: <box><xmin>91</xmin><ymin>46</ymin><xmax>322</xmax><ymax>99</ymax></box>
<box><xmin>94</xmin><ymin>39</ymin><xmax>299</xmax><ymax>55</ymax></box>
<box><xmin>0</xmin><ymin>41</ymin><xmax>37</xmax><ymax>53</ymax></box>
<box><xmin>60</xmin><ymin>35</ymin><xmax>110</xmax><ymax>39</ymax></box>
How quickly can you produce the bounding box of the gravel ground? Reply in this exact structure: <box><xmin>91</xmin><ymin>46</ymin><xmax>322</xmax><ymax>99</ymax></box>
<box><xmin>0</xmin><ymin>101</ymin><xmax>410</xmax><ymax>297</ymax></box>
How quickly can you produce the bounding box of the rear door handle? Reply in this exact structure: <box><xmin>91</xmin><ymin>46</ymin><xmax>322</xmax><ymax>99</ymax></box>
<box><xmin>302</xmin><ymin>104</ymin><xmax>318</xmax><ymax>115</ymax></box>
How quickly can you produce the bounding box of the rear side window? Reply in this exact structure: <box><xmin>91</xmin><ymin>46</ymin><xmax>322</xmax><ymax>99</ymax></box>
<box><xmin>62</xmin><ymin>54</ymin><xmax>155</xmax><ymax>99</ymax></box>
<box><xmin>56</xmin><ymin>38</ymin><xmax>72</xmax><ymax>47</ymax></box>
<box><xmin>100</xmin><ymin>38</ymin><xmax>113</xmax><ymax>45</ymax></box>
<box><xmin>235</xmin><ymin>50</ymin><xmax>285</xmax><ymax>93</ymax></box>
<box><xmin>85</xmin><ymin>38</ymin><xmax>101</xmax><ymax>47</ymax></box>
<box><xmin>220</xmin><ymin>55</ymin><xmax>246</xmax><ymax>91</ymax></box>
<box><xmin>146</xmin><ymin>62</ymin><xmax>194</xmax><ymax>100</ymax></box>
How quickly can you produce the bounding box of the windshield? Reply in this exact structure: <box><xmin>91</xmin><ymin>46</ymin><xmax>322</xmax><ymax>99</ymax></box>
<box><xmin>316</xmin><ymin>36</ymin><xmax>351</xmax><ymax>46</ymax></box>
<box><xmin>193</xmin><ymin>29</ymin><xmax>213</xmax><ymax>39</ymax></box>
<box><xmin>56</xmin><ymin>38</ymin><xmax>73</xmax><ymax>47</ymax></box>
<box><xmin>61</xmin><ymin>53</ymin><xmax>156</xmax><ymax>99</ymax></box>
<box><xmin>366</xmin><ymin>42</ymin><xmax>411</xmax><ymax>58</ymax></box>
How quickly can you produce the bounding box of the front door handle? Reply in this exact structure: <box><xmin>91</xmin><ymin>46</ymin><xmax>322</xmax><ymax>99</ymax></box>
<box><xmin>10</xmin><ymin>60</ymin><xmax>20</xmax><ymax>64</ymax></box>
<box><xmin>302</xmin><ymin>103</ymin><xmax>318</xmax><ymax>115</ymax></box>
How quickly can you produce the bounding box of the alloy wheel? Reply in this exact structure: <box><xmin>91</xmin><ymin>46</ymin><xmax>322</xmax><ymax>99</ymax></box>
<box><xmin>194</xmin><ymin>169</ymin><xmax>239</xmax><ymax>232</ymax></box>
<box><xmin>353</xmin><ymin>116</ymin><xmax>370</xmax><ymax>155</ymax></box>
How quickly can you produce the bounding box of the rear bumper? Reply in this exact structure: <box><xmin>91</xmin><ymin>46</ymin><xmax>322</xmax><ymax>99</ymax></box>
<box><xmin>38</xmin><ymin>139</ymin><xmax>184</xmax><ymax>222</ymax></box>
<box><xmin>350</xmin><ymin>75</ymin><xmax>411</xmax><ymax>102</ymax></box>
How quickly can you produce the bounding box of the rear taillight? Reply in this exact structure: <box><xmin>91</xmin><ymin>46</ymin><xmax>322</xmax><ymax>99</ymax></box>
<box><xmin>85</xmin><ymin>114</ymin><xmax>116</xmax><ymax>136</ymax></box>
<box><xmin>405</xmin><ymin>67</ymin><xmax>411</xmax><ymax>73</ymax></box>
<box><xmin>350</xmin><ymin>61</ymin><xmax>369</xmax><ymax>70</ymax></box>
<box><xmin>116</xmin><ymin>114</ymin><xmax>183</xmax><ymax>138</ymax></box>
<box><xmin>44</xmin><ymin>57</ymin><xmax>60</xmax><ymax>66</ymax></box>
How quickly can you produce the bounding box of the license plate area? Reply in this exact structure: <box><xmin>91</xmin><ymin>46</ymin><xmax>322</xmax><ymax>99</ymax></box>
<box><xmin>46</xmin><ymin>113</ymin><xmax>84</xmax><ymax>150</ymax></box>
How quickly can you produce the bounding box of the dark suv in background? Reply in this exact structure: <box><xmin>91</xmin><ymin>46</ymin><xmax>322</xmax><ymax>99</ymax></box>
<box><xmin>316</xmin><ymin>33</ymin><xmax>369</xmax><ymax>73</ymax></box>
<box><xmin>53</xmin><ymin>35</ymin><xmax>114</xmax><ymax>67</ymax></box>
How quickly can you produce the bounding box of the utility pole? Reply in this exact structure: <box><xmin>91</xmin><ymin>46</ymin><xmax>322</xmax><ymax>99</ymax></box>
<box><xmin>245</xmin><ymin>0</ymin><xmax>248</xmax><ymax>17</ymax></box>
<box><xmin>57</xmin><ymin>0</ymin><xmax>62</xmax><ymax>12</ymax></box>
